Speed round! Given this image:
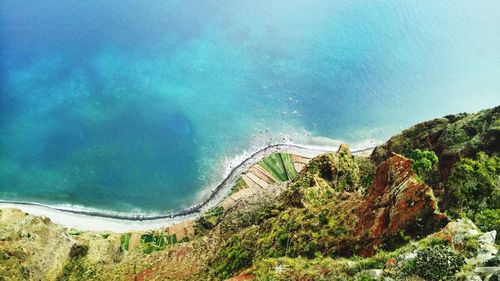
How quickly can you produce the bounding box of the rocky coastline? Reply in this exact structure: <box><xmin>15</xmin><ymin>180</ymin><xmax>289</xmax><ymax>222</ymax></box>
<box><xmin>0</xmin><ymin>143</ymin><xmax>374</xmax><ymax>231</ymax></box>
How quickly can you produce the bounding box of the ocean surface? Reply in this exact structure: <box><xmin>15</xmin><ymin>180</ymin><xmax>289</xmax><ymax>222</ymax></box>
<box><xmin>1</xmin><ymin>1</ymin><xmax>499</xmax><ymax>214</ymax></box>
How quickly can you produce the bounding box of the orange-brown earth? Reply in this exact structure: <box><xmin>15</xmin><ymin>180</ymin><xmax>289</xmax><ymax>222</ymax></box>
<box><xmin>354</xmin><ymin>153</ymin><xmax>448</xmax><ymax>256</ymax></box>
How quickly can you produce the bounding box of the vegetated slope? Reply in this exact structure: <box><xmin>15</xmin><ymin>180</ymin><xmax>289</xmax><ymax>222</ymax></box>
<box><xmin>202</xmin><ymin>145</ymin><xmax>450</xmax><ymax>280</ymax></box>
<box><xmin>371</xmin><ymin>106</ymin><xmax>499</xmax><ymax>180</ymax></box>
<box><xmin>370</xmin><ymin>106</ymin><xmax>499</xmax><ymax>244</ymax></box>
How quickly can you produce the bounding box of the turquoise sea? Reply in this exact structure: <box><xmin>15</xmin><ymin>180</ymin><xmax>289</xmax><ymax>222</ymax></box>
<box><xmin>1</xmin><ymin>1</ymin><xmax>499</xmax><ymax>214</ymax></box>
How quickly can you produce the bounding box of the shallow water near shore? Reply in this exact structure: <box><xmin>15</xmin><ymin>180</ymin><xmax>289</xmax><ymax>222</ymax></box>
<box><xmin>1</xmin><ymin>1</ymin><xmax>500</xmax><ymax>214</ymax></box>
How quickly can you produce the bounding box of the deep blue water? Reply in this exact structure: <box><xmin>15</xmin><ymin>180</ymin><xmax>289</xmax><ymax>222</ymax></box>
<box><xmin>1</xmin><ymin>1</ymin><xmax>499</xmax><ymax>213</ymax></box>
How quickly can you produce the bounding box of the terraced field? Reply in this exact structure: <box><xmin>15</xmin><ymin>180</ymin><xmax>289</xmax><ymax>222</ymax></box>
<box><xmin>259</xmin><ymin>153</ymin><xmax>296</xmax><ymax>181</ymax></box>
<box><xmin>223</xmin><ymin>152</ymin><xmax>311</xmax><ymax>209</ymax></box>
<box><xmin>120</xmin><ymin>221</ymin><xmax>194</xmax><ymax>253</ymax></box>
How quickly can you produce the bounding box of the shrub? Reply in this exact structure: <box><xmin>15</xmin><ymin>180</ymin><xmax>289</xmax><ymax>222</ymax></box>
<box><xmin>474</xmin><ymin>208</ymin><xmax>500</xmax><ymax>242</ymax></box>
<box><xmin>408</xmin><ymin>149</ymin><xmax>439</xmax><ymax>182</ymax></box>
<box><xmin>290</xmin><ymin>146</ymin><xmax>362</xmax><ymax>197</ymax></box>
<box><xmin>196</xmin><ymin>206</ymin><xmax>225</xmax><ymax>232</ymax></box>
<box><xmin>407</xmin><ymin>245</ymin><xmax>465</xmax><ymax>281</ymax></box>
<box><xmin>214</xmin><ymin>237</ymin><xmax>253</xmax><ymax>278</ymax></box>
<box><xmin>448</xmin><ymin>152</ymin><xmax>499</xmax><ymax>212</ymax></box>
<box><xmin>255</xmin><ymin>207</ymin><xmax>353</xmax><ymax>260</ymax></box>
<box><xmin>212</xmin><ymin>226</ymin><xmax>259</xmax><ymax>279</ymax></box>
<box><xmin>461</xmin><ymin>235</ymin><xmax>480</xmax><ymax>258</ymax></box>
<box><xmin>355</xmin><ymin>156</ymin><xmax>375</xmax><ymax>193</ymax></box>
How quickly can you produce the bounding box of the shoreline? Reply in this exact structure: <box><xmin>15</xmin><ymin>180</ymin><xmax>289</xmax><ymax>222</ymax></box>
<box><xmin>0</xmin><ymin>142</ymin><xmax>375</xmax><ymax>232</ymax></box>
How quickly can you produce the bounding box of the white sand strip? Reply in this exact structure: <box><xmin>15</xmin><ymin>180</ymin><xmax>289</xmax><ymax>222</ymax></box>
<box><xmin>0</xmin><ymin>202</ymin><xmax>199</xmax><ymax>232</ymax></box>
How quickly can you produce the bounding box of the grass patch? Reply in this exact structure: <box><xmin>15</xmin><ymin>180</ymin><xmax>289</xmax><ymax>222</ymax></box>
<box><xmin>230</xmin><ymin>177</ymin><xmax>249</xmax><ymax>195</ymax></box>
<box><xmin>281</xmin><ymin>153</ymin><xmax>298</xmax><ymax>180</ymax></box>
<box><xmin>68</xmin><ymin>228</ymin><xmax>83</xmax><ymax>236</ymax></box>
<box><xmin>259</xmin><ymin>153</ymin><xmax>297</xmax><ymax>182</ymax></box>
<box><xmin>139</xmin><ymin>231</ymin><xmax>189</xmax><ymax>254</ymax></box>
<box><xmin>140</xmin><ymin>233</ymin><xmax>166</xmax><ymax>254</ymax></box>
<box><xmin>120</xmin><ymin>233</ymin><xmax>132</xmax><ymax>251</ymax></box>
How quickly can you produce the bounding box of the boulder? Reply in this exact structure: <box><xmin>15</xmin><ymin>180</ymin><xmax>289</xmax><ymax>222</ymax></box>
<box><xmin>477</xmin><ymin>231</ymin><xmax>498</xmax><ymax>265</ymax></box>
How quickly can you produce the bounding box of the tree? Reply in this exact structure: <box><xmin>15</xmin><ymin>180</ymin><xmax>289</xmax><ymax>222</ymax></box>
<box><xmin>409</xmin><ymin>149</ymin><xmax>439</xmax><ymax>181</ymax></box>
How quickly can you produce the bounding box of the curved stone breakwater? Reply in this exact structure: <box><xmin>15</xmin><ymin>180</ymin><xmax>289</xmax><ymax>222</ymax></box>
<box><xmin>0</xmin><ymin>143</ymin><xmax>374</xmax><ymax>231</ymax></box>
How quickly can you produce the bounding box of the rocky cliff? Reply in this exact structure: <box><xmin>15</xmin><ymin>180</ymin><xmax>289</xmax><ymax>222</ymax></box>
<box><xmin>0</xmin><ymin>106</ymin><xmax>498</xmax><ymax>281</ymax></box>
<box><xmin>355</xmin><ymin>153</ymin><xmax>448</xmax><ymax>256</ymax></box>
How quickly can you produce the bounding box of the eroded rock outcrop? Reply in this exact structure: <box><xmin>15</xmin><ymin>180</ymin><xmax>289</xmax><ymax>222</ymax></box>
<box><xmin>285</xmin><ymin>144</ymin><xmax>364</xmax><ymax>208</ymax></box>
<box><xmin>355</xmin><ymin>153</ymin><xmax>448</xmax><ymax>256</ymax></box>
<box><xmin>276</xmin><ymin>148</ymin><xmax>447</xmax><ymax>257</ymax></box>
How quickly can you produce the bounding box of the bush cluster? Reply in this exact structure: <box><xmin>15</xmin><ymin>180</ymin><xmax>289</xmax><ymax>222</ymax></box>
<box><xmin>406</xmin><ymin>245</ymin><xmax>465</xmax><ymax>281</ymax></box>
<box><xmin>211</xmin><ymin>226</ymin><xmax>259</xmax><ymax>279</ymax></box>
<box><xmin>408</xmin><ymin>149</ymin><xmax>439</xmax><ymax>183</ymax></box>
<box><xmin>448</xmin><ymin>152</ymin><xmax>499</xmax><ymax>212</ymax></box>
<box><xmin>474</xmin><ymin>208</ymin><xmax>500</xmax><ymax>241</ymax></box>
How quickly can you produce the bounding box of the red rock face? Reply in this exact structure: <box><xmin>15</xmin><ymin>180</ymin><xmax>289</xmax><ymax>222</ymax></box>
<box><xmin>355</xmin><ymin>153</ymin><xmax>447</xmax><ymax>256</ymax></box>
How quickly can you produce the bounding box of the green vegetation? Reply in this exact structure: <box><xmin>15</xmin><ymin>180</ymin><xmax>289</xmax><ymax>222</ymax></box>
<box><xmin>210</xmin><ymin>147</ymin><xmax>362</xmax><ymax>278</ymax></box>
<box><xmin>448</xmin><ymin>152</ymin><xmax>499</xmax><ymax>212</ymax></box>
<box><xmin>404</xmin><ymin>245</ymin><xmax>465</xmax><ymax>281</ymax></box>
<box><xmin>474</xmin><ymin>208</ymin><xmax>500</xmax><ymax>239</ymax></box>
<box><xmin>447</xmin><ymin>152</ymin><xmax>499</xmax><ymax>238</ymax></box>
<box><xmin>230</xmin><ymin>177</ymin><xmax>248</xmax><ymax>195</ymax></box>
<box><xmin>355</xmin><ymin>156</ymin><xmax>376</xmax><ymax>192</ymax></box>
<box><xmin>259</xmin><ymin>152</ymin><xmax>297</xmax><ymax>182</ymax></box>
<box><xmin>120</xmin><ymin>231</ymin><xmax>188</xmax><ymax>254</ymax></box>
<box><xmin>209</xmin><ymin>133</ymin><xmax>498</xmax><ymax>280</ymax></box>
<box><xmin>212</xmin><ymin>226</ymin><xmax>259</xmax><ymax>279</ymax></box>
<box><xmin>246</xmin><ymin>218</ymin><xmax>496</xmax><ymax>281</ymax></box>
<box><xmin>260</xmin><ymin>153</ymin><xmax>288</xmax><ymax>182</ymax></box>
<box><xmin>68</xmin><ymin>228</ymin><xmax>83</xmax><ymax>236</ymax></box>
<box><xmin>371</xmin><ymin>106</ymin><xmax>499</xmax><ymax>181</ymax></box>
<box><xmin>409</xmin><ymin>149</ymin><xmax>439</xmax><ymax>183</ymax></box>
<box><xmin>141</xmin><ymin>231</ymin><xmax>189</xmax><ymax>254</ymax></box>
<box><xmin>59</xmin><ymin>256</ymin><xmax>97</xmax><ymax>281</ymax></box>
<box><xmin>140</xmin><ymin>233</ymin><xmax>166</xmax><ymax>254</ymax></box>
<box><xmin>280</xmin><ymin>152</ymin><xmax>298</xmax><ymax>180</ymax></box>
<box><xmin>290</xmin><ymin>145</ymin><xmax>362</xmax><ymax>200</ymax></box>
<box><xmin>256</xmin><ymin>205</ymin><xmax>353</xmax><ymax>259</ymax></box>
<box><xmin>253</xmin><ymin>247</ymin><xmax>405</xmax><ymax>281</ymax></box>
<box><xmin>197</xmin><ymin>206</ymin><xmax>225</xmax><ymax>232</ymax></box>
<box><xmin>120</xmin><ymin>233</ymin><xmax>132</xmax><ymax>251</ymax></box>
<box><xmin>460</xmin><ymin>235</ymin><xmax>480</xmax><ymax>258</ymax></box>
